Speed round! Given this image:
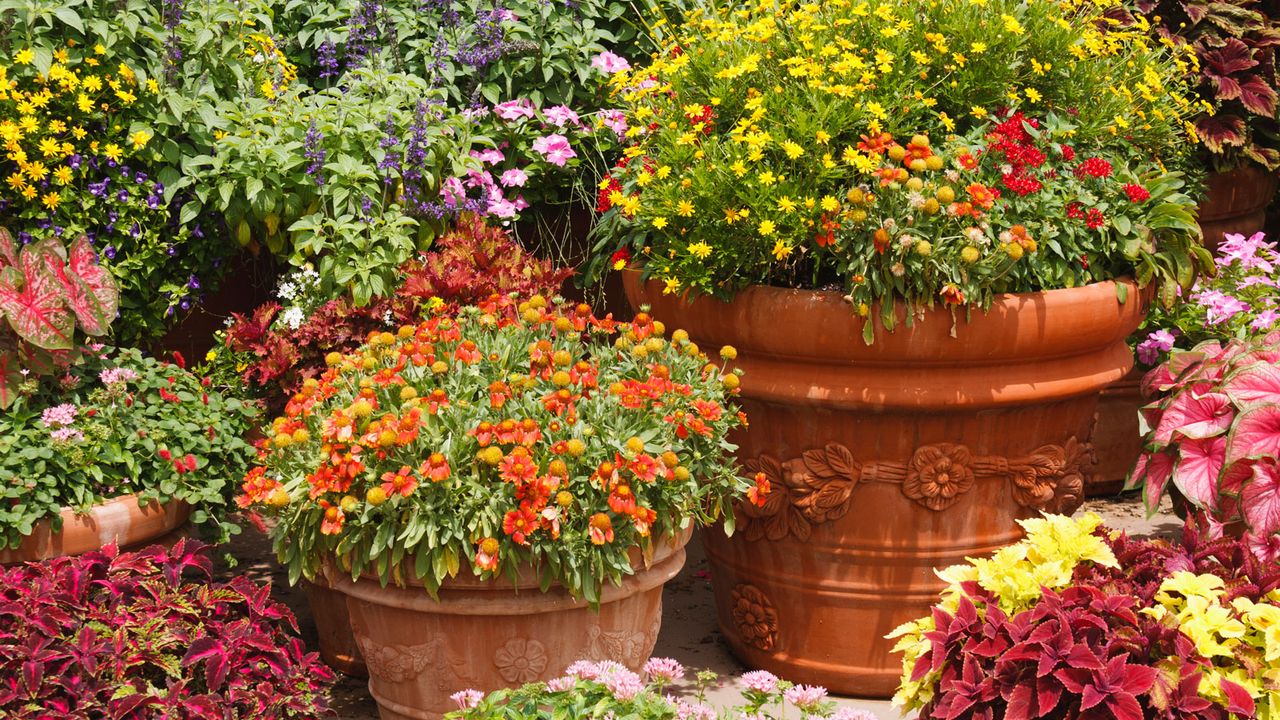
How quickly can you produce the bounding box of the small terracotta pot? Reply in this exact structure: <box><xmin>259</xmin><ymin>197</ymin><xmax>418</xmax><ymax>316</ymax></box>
<box><xmin>304</xmin><ymin>575</ymin><xmax>368</xmax><ymax>677</ymax></box>
<box><xmin>1198</xmin><ymin>164</ymin><xmax>1279</xmax><ymax>252</ymax></box>
<box><xmin>329</xmin><ymin>531</ymin><xmax>690</xmax><ymax>720</ymax></box>
<box><xmin>625</xmin><ymin>271</ymin><xmax>1147</xmax><ymax>697</ymax></box>
<box><xmin>1087</xmin><ymin>368</ymin><xmax>1145</xmax><ymax>496</ymax></box>
<box><xmin>0</xmin><ymin>494</ymin><xmax>191</xmax><ymax>564</ymax></box>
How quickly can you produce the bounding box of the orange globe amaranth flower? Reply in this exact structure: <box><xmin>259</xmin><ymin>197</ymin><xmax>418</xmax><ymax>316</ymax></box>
<box><xmin>588</xmin><ymin>513</ymin><xmax>615</xmax><ymax>545</ymax></box>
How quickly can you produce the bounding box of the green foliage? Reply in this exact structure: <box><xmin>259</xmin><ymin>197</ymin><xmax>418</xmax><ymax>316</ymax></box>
<box><xmin>0</xmin><ymin>346</ymin><xmax>259</xmax><ymax>548</ymax></box>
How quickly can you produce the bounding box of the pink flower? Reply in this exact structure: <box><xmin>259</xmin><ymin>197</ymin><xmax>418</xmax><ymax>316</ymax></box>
<box><xmin>740</xmin><ymin>670</ymin><xmax>779</xmax><ymax>694</ymax></box>
<box><xmin>532</xmin><ymin>134</ymin><xmax>577</xmax><ymax>167</ymax></box>
<box><xmin>99</xmin><ymin>367</ymin><xmax>139</xmax><ymax>385</ymax></box>
<box><xmin>494</xmin><ymin>99</ymin><xmax>538</xmax><ymax>121</ymax></box>
<box><xmin>674</xmin><ymin>700</ymin><xmax>715</xmax><ymax>720</ymax></box>
<box><xmin>546</xmin><ymin>676</ymin><xmax>576</xmax><ymax>692</ymax></box>
<box><xmin>642</xmin><ymin>657</ymin><xmax>685</xmax><ymax>683</ymax></box>
<box><xmin>1137</xmin><ymin>329</ymin><xmax>1176</xmax><ymax>365</ymax></box>
<box><xmin>1193</xmin><ymin>289</ymin><xmax>1250</xmax><ymax>326</ymax></box>
<box><xmin>449</xmin><ymin>689</ymin><xmax>484</xmax><ymax>710</ymax></box>
<box><xmin>783</xmin><ymin>684</ymin><xmax>828</xmax><ymax>711</ymax></box>
<box><xmin>600</xmin><ymin>667</ymin><xmax>644</xmax><ymax>701</ymax></box>
<box><xmin>500</xmin><ymin>168</ymin><xmax>528</xmax><ymax>187</ymax></box>
<box><xmin>591</xmin><ymin>51</ymin><xmax>631</xmax><ymax>74</ymax></box>
<box><xmin>565</xmin><ymin>660</ymin><xmax>605</xmax><ymax>680</ymax></box>
<box><xmin>487</xmin><ymin>196</ymin><xmax>519</xmax><ymax>219</ymax></box>
<box><xmin>41</xmin><ymin>403</ymin><xmax>78</xmax><ymax>428</ymax></box>
<box><xmin>542</xmin><ymin>105</ymin><xmax>580</xmax><ymax>127</ymax></box>
<box><xmin>50</xmin><ymin>427</ymin><xmax>84</xmax><ymax>443</ymax></box>
<box><xmin>599</xmin><ymin>109</ymin><xmax>628</xmax><ymax>139</ymax></box>
<box><xmin>1248</xmin><ymin>531</ymin><xmax>1280</xmax><ymax>563</ymax></box>
<box><xmin>471</xmin><ymin>148</ymin><xmax>506</xmax><ymax>165</ymax></box>
<box><xmin>1252</xmin><ymin>309</ymin><xmax>1280</xmax><ymax>332</ymax></box>
<box><xmin>440</xmin><ymin>176</ymin><xmax>467</xmax><ymax>208</ymax></box>
<box><xmin>830</xmin><ymin>710</ymin><xmax>879</xmax><ymax>720</ymax></box>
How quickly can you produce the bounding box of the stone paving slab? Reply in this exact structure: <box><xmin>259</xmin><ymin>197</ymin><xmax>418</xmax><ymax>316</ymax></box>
<box><xmin>218</xmin><ymin>493</ymin><xmax>1177</xmax><ymax>719</ymax></box>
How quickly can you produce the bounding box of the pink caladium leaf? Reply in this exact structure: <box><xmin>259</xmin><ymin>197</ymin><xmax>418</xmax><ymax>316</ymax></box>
<box><xmin>0</xmin><ymin>242</ymin><xmax>75</xmax><ymax>350</ymax></box>
<box><xmin>1242</xmin><ymin>458</ymin><xmax>1280</xmax><ymax>534</ymax></box>
<box><xmin>1227</xmin><ymin>404</ymin><xmax>1280</xmax><ymax>465</ymax></box>
<box><xmin>1129</xmin><ymin>450</ymin><xmax>1175</xmax><ymax>512</ymax></box>
<box><xmin>1154</xmin><ymin>391</ymin><xmax>1233</xmax><ymax>444</ymax></box>
<box><xmin>1172</xmin><ymin>436</ymin><xmax>1227</xmax><ymax>509</ymax></box>
<box><xmin>1223</xmin><ymin>361</ymin><xmax>1280</xmax><ymax>408</ymax></box>
<box><xmin>53</xmin><ymin>236</ymin><xmax>118</xmax><ymax>336</ymax></box>
<box><xmin>0</xmin><ymin>227</ymin><xmax>17</xmax><ymax>268</ymax></box>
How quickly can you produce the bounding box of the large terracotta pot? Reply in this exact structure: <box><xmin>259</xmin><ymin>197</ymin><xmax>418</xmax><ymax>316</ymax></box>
<box><xmin>625</xmin><ymin>272</ymin><xmax>1147</xmax><ymax>697</ymax></box>
<box><xmin>1087</xmin><ymin>368</ymin><xmax>1145</xmax><ymax>496</ymax></box>
<box><xmin>0</xmin><ymin>494</ymin><xmax>191</xmax><ymax>564</ymax></box>
<box><xmin>329</xmin><ymin>531</ymin><xmax>690</xmax><ymax>720</ymax></box>
<box><xmin>1199</xmin><ymin>164</ymin><xmax>1279</xmax><ymax>252</ymax></box>
<box><xmin>304</xmin><ymin>576</ymin><xmax>368</xmax><ymax>677</ymax></box>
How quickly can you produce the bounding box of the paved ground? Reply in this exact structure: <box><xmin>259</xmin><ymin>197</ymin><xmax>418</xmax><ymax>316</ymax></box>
<box><xmin>219</xmin><ymin>492</ymin><xmax>1178</xmax><ymax>719</ymax></box>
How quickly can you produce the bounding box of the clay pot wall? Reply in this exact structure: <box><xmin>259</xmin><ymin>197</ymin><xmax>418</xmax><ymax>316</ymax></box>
<box><xmin>626</xmin><ymin>272</ymin><xmax>1147</xmax><ymax>697</ymax></box>
<box><xmin>328</xmin><ymin>531</ymin><xmax>689</xmax><ymax>719</ymax></box>
<box><xmin>0</xmin><ymin>495</ymin><xmax>190</xmax><ymax>564</ymax></box>
<box><xmin>1199</xmin><ymin>164</ymin><xmax>1279</xmax><ymax>252</ymax></box>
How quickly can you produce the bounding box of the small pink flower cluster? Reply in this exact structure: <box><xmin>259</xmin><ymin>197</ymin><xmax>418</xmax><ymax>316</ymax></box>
<box><xmin>99</xmin><ymin>367</ymin><xmax>139</xmax><ymax>386</ymax></box>
<box><xmin>50</xmin><ymin>427</ymin><xmax>85</xmax><ymax>444</ymax></box>
<box><xmin>41</xmin><ymin>403</ymin><xmax>78</xmax><ymax>428</ymax></box>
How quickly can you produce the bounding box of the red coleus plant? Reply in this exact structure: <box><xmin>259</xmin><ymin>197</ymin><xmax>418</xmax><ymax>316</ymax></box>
<box><xmin>216</xmin><ymin>214</ymin><xmax>570</xmax><ymax>412</ymax></box>
<box><xmin>1134</xmin><ymin>0</ymin><xmax>1280</xmax><ymax>169</ymax></box>
<box><xmin>901</xmin><ymin>525</ymin><xmax>1274</xmax><ymax>720</ymax></box>
<box><xmin>1128</xmin><ymin>331</ymin><xmax>1280</xmax><ymax>559</ymax></box>
<box><xmin>0</xmin><ymin>227</ymin><xmax>119</xmax><ymax>408</ymax></box>
<box><xmin>0</xmin><ymin>540</ymin><xmax>333</xmax><ymax>719</ymax></box>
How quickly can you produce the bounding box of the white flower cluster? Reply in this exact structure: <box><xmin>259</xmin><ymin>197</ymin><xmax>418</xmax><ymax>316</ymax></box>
<box><xmin>276</xmin><ymin>265</ymin><xmax>324</xmax><ymax>331</ymax></box>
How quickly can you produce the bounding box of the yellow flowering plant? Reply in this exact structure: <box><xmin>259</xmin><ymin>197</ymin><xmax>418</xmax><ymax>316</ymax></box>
<box><xmin>589</xmin><ymin>0</ymin><xmax>1210</xmax><ymax>337</ymax></box>
<box><xmin>891</xmin><ymin>513</ymin><xmax>1280</xmax><ymax>719</ymax></box>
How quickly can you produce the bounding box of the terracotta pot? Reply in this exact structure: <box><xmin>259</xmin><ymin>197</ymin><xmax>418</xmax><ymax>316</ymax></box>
<box><xmin>304</xmin><ymin>576</ymin><xmax>368</xmax><ymax>677</ymax></box>
<box><xmin>1198</xmin><ymin>164</ymin><xmax>1279</xmax><ymax>253</ymax></box>
<box><xmin>0</xmin><ymin>494</ymin><xmax>191</xmax><ymax>564</ymax></box>
<box><xmin>625</xmin><ymin>272</ymin><xmax>1147</xmax><ymax>697</ymax></box>
<box><xmin>1087</xmin><ymin>367</ymin><xmax>1146</xmax><ymax>496</ymax></box>
<box><xmin>329</xmin><ymin>531</ymin><xmax>690</xmax><ymax>720</ymax></box>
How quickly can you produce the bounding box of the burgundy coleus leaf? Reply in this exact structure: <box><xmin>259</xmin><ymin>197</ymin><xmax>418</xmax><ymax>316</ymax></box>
<box><xmin>1196</xmin><ymin>114</ymin><xmax>1248</xmax><ymax>153</ymax></box>
<box><xmin>0</xmin><ymin>242</ymin><xmax>75</xmax><ymax>351</ymax></box>
<box><xmin>1220</xmin><ymin>676</ymin><xmax>1256</xmax><ymax>716</ymax></box>
<box><xmin>51</xmin><ymin>235</ymin><xmax>118</xmax><ymax>336</ymax></box>
<box><xmin>1237</xmin><ymin>75</ymin><xmax>1279</xmax><ymax>117</ymax></box>
<box><xmin>1200</xmin><ymin>38</ymin><xmax>1260</xmax><ymax>79</ymax></box>
<box><xmin>1054</xmin><ymin>653</ymin><xmax>1156</xmax><ymax>720</ymax></box>
<box><xmin>183</xmin><ymin>636</ymin><xmax>231</xmax><ymax>692</ymax></box>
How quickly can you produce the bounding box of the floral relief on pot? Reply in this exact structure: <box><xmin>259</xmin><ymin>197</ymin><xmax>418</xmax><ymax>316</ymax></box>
<box><xmin>739</xmin><ymin>438</ymin><xmax>1091</xmax><ymax>542</ymax></box>
<box><xmin>493</xmin><ymin>638</ymin><xmax>549</xmax><ymax>684</ymax></box>
<box><xmin>731</xmin><ymin>584</ymin><xmax>779</xmax><ymax>651</ymax></box>
<box><xmin>586</xmin><ymin>604</ymin><xmax>663</xmax><ymax>668</ymax></box>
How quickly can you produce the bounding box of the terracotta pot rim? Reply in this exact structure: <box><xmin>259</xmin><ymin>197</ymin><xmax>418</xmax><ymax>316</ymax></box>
<box><xmin>0</xmin><ymin>494</ymin><xmax>192</xmax><ymax>564</ymax></box>
<box><xmin>327</xmin><ymin>529</ymin><xmax>690</xmax><ymax>614</ymax></box>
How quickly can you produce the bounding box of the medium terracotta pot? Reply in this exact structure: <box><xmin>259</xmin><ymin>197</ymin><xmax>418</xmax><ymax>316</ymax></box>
<box><xmin>304</xmin><ymin>576</ymin><xmax>368</xmax><ymax>677</ymax></box>
<box><xmin>329</xmin><ymin>531</ymin><xmax>690</xmax><ymax>720</ymax></box>
<box><xmin>1087</xmin><ymin>368</ymin><xmax>1145</xmax><ymax>496</ymax></box>
<box><xmin>1199</xmin><ymin>164</ymin><xmax>1279</xmax><ymax>252</ymax></box>
<box><xmin>0</xmin><ymin>494</ymin><xmax>191</xmax><ymax>564</ymax></box>
<box><xmin>625</xmin><ymin>272</ymin><xmax>1147</xmax><ymax>697</ymax></box>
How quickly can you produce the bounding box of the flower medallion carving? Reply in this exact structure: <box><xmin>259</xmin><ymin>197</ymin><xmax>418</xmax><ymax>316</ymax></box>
<box><xmin>739</xmin><ymin>437</ymin><xmax>1092</xmax><ymax>541</ymax></box>
<box><xmin>493</xmin><ymin>637</ymin><xmax>549</xmax><ymax>683</ymax></box>
<box><xmin>730</xmin><ymin>583</ymin><xmax>779</xmax><ymax>651</ymax></box>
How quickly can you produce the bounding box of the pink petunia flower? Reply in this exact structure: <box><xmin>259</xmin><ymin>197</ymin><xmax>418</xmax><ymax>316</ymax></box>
<box><xmin>494</xmin><ymin>99</ymin><xmax>538</xmax><ymax>121</ymax></box>
<box><xmin>591</xmin><ymin>51</ymin><xmax>631</xmax><ymax>74</ymax></box>
<box><xmin>542</xmin><ymin>105</ymin><xmax>581</xmax><ymax>128</ymax></box>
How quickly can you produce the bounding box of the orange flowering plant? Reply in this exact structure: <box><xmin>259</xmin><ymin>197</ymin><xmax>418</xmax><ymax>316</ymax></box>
<box><xmin>238</xmin><ymin>293</ymin><xmax>755</xmax><ymax>603</ymax></box>
<box><xmin>588</xmin><ymin>0</ymin><xmax>1210</xmax><ymax>339</ymax></box>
